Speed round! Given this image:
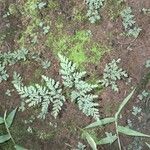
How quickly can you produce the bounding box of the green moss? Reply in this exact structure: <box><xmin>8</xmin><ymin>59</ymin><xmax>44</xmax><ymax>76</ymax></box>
<box><xmin>48</xmin><ymin>0</ymin><xmax>59</xmax><ymax>10</ymax></box>
<box><xmin>46</xmin><ymin>29</ymin><xmax>110</xmax><ymax>68</ymax></box>
<box><xmin>24</xmin><ymin>0</ymin><xmax>39</xmax><ymax>17</ymax></box>
<box><xmin>72</xmin><ymin>7</ymin><xmax>86</xmax><ymax>22</ymax></box>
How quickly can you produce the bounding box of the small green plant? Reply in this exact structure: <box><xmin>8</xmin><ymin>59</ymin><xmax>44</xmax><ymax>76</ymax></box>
<box><xmin>0</xmin><ymin>108</ymin><xmax>27</xmax><ymax>150</ymax></box>
<box><xmin>138</xmin><ymin>90</ymin><xmax>149</xmax><ymax>100</ymax></box>
<box><xmin>59</xmin><ymin>54</ymin><xmax>100</xmax><ymax>120</ymax></box>
<box><xmin>0</xmin><ymin>48</ymin><xmax>28</xmax><ymax>83</ymax></box>
<box><xmin>132</xmin><ymin>106</ymin><xmax>142</xmax><ymax>116</ymax></box>
<box><xmin>121</xmin><ymin>7</ymin><xmax>141</xmax><ymax>38</ymax></box>
<box><xmin>86</xmin><ymin>0</ymin><xmax>105</xmax><ymax>23</ymax></box>
<box><xmin>99</xmin><ymin>59</ymin><xmax>128</xmax><ymax>92</ymax></box>
<box><xmin>82</xmin><ymin>89</ymin><xmax>150</xmax><ymax>150</ymax></box>
<box><xmin>75</xmin><ymin>142</ymin><xmax>86</xmax><ymax>150</ymax></box>
<box><xmin>5</xmin><ymin>89</ymin><xmax>12</xmax><ymax>96</ymax></box>
<box><xmin>43</xmin><ymin>26</ymin><xmax>50</xmax><ymax>35</ymax></box>
<box><xmin>142</xmin><ymin>8</ymin><xmax>150</xmax><ymax>14</ymax></box>
<box><xmin>37</xmin><ymin>2</ymin><xmax>46</xmax><ymax>9</ymax></box>
<box><xmin>12</xmin><ymin>72</ymin><xmax>65</xmax><ymax>119</ymax></box>
<box><xmin>41</xmin><ymin>59</ymin><xmax>51</xmax><ymax>69</ymax></box>
<box><xmin>145</xmin><ymin>60</ymin><xmax>150</xmax><ymax>68</ymax></box>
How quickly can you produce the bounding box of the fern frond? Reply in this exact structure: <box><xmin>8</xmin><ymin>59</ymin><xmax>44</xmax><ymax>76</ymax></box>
<box><xmin>59</xmin><ymin>54</ymin><xmax>100</xmax><ymax>120</ymax></box>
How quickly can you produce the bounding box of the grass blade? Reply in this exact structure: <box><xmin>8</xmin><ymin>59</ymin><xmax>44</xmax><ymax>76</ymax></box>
<box><xmin>83</xmin><ymin>131</ymin><xmax>97</xmax><ymax>150</ymax></box>
<box><xmin>15</xmin><ymin>145</ymin><xmax>27</xmax><ymax>150</ymax></box>
<box><xmin>145</xmin><ymin>143</ymin><xmax>150</xmax><ymax>149</ymax></box>
<box><xmin>85</xmin><ymin>117</ymin><xmax>115</xmax><ymax>129</ymax></box>
<box><xmin>6</xmin><ymin>108</ymin><xmax>17</xmax><ymax>128</ymax></box>
<box><xmin>97</xmin><ymin>134</ymin><xmax>117</xmax><ymax>145</ymax></box>
<box><xmin>118</xmin><ymin>126</ymin><xmax>150</xmax><ymax>137</ymax></box>
<box><xmin>0</xmin><ymin>134</ymin><xmax>11</xmax><ymax>143</ymax></box>
<box><xmin>115</xmin><ymin>89</ymin><xmax>135</xmax><ymax>118</ymax></box>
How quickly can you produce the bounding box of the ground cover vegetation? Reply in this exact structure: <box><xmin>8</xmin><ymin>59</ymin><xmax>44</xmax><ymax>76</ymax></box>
<box><xmin>0</xmin><ymin>0</ymin><xmax>150</xmax><ymax>149</ymax></box>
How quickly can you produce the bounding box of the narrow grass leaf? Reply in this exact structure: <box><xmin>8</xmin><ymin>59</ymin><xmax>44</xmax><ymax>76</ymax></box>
<box><xmin>6</xmin><ymin>108</ymin><xmax>17</xmax><ymax>128</ymax></box>
<box><xmin>0</xmin><ymin>134</ymin><xmax>11</xmax><ymax>143</ymax></box>
<box><xmin>145</xmin><ymin>142</ymin><xmax>150</xmax><ymax>149</ymax></box>
<box><xmin>115</xmin><ymin>89</ymin><xmax>135</xmax><ymax>118</ymax></box>
<box><xmin>118</xmin><ymin>126</ymin><xmax>150</xmax><ymax>137</ymax></box>
<box><xmin>83</xmin><ymin>131</ymin><xmax>97</xmax><ymax>150</ymax></box>
<box><xmin>0</xmin><ymin>117</ymin><xmax>4</xmax><ymax>124</ymax></box>
<box><xmin>15</xmin><ymin>145</ymin><xmax>27</xmax><ymax>150</ymax></box>
<box><xmin>85</xmin><ymin>117</ymin><xmax>115</xmax><ymax>129</ymax></box>
<box><xmin>97</xmin><ymin>135</ymin><xmax>117</xmax><ymax>145</ymax></box>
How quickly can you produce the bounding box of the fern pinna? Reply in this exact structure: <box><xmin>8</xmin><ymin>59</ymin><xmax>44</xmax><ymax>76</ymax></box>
<box><xmin>59</xmin><ymin>54</ymin><xmax>100</xmax><ymax>120</ymax></box>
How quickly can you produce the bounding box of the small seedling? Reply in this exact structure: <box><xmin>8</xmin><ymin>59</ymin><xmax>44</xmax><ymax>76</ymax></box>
<box><xmin>132</xmin><ymin>106</ymin><xmax>142</xmax><ymax>116</ymax></box>
<box><xmin>99</xmin><ymin>59</ymin><xmax>128</xmax><ymax>92</ymax></box>
<box><xmin>142</xmin><ymin>8</ymin><xmax>150</xmax><ymax>14</ymax></box>
<box><xmin>121</xmin><ymin>7</ymin><xmax>141</xmax><ymax>38</ymax></box>
<box><xmin>43</xmin><ymin>26</ymin><xmax>50</xmax><ymax>35</ymax></box>
<box><xmin>145</xmin><ymin>60</ymin><xmax>150</xmax><ymax>68</ymax></box>
<box><xmin>5</xmin><ymin>89</ymin><xmax>11</xmax><ymax>96</ymax></box>
<box><xmin>86</xmin><ymin>0</ymin><xmax>105</xmax><ymax>23</ymax></box>
<box><xmin>38</xmin><ymin>2</ymin><xmax>46</xmax><ymax>9</ymax></box>
<box><xmin>138</xmin><ymin>90</ymin><xmax>149</xmax><ymax>100</ymax></box>
<box><xmin>75</xmin><ymin>142</ymin><xmax>86</xmax><ymax>150</ymax></box>
<box><xmin>41</xmin><ymin>59</ymin><xmax>51</xmax><ymax>69</ymax></box>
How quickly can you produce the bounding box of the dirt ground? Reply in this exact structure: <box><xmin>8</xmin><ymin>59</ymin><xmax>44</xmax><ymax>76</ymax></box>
<box><xmin>0</xmin><ymin>0</ymin><xmax>150</xmax><ymax>150</ymax></box>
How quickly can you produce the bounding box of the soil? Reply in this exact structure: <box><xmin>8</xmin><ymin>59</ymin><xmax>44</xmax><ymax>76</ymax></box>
<box><xmin>0</xmin><ymin>0</ymin><xmax>150</xmax><ymax>150</ymax></box>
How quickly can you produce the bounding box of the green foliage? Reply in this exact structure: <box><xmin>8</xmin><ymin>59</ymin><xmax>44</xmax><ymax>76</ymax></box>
<box><xmin>86</xmin><ymin>0</ymin><xmax>105</xmax><ymax>23</ymax></box>
<box><xmin>0</xmin><ymin>64</ymin><xmax>9</xmax><ymax>83</ymax></box>
<box><xmin>83</xmin><ymin>89</ymin><xmax>150</xmax><ymax>150</ymax></box>
<box><xmin>142</xmin><ymin>8</ymin><xmax>150</xmax><ymax>14</ymax></box>
<box><xmin>75</xmin><ymin>142</ymin><xmax>86</xmax><ymax>150</ymax></box>
<box><xmin>132</xmin><ymin>106</ymin><xmax>142</xmax><ymax>116</ymax></box>
<box><xmin>146</xmin><ymin>60</ymin><xmax>150</xmax><ymax>68</ymax></box>
<box><xmin>0</xmin><ymin>48</ymin><xmax>28</xmax><ymax>83</ymax></box>
<box><xmin>0</xmin><ymin>108</ymin><xmax>27</xmax><ymax>149</ymax></box>
<box><xmin>12</xmin><ymin>72</ymin><xmax>65</xmax><ymax>119</ymax></box>
<box><xmin>13</xmin><ymin>54</ymin><xmax>100</xmax><ymax>120</ymax></box>
<box><xmin>41</xmin><ymin>60</ymin><xmax>51</xmax><ymax>69</ymax></box>
<box><xmin>0</xmin><ymin>48</ymin><xmax>28</xmax><ymax>65</ymax></box>
<box><xmin>99</xmin><ymin>59</ymin><xmax>128</xmax><ymax>92</ymax></box>
<box><xmin>59</xmin><ymin>54</ymin><xmax>100</xmax><ymax>120</ymax></box>
<box><xmin>121</xmin><ymin>7</ymin><xmax>141</xmax><ymax>38</ymax></box>
<box><xmin>37</xmin><ymin>2</ymin><xmax>46</xmax><ymax>9</ymax></box>
<box><xmin>138</xmin><ymin>90</ymin><xmax>149</xmax><ymax>100</ymax></box>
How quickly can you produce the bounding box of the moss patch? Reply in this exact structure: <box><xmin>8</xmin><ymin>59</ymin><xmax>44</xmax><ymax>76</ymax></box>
<box><xmin>46</xmin><ymin>29</ymin><xmax>110</xmax><ymax>68</ymax></box>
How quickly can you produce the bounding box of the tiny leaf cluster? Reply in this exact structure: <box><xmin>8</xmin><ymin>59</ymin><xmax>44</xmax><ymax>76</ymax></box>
<box><xmin>86</xmin><ymin>0</ymin><xmax>105</xmax><ymax>23</ymax></box>
<box><xmin>0</xmin><ymin>48</ymin><xmax>28</xmax><ymax>83</ymax></box>
<box><xmin>121</xmin><ymin>7</ymin><xmax>141</xmax><ymax>38</ymax></box>
<box><xmin>99</xmin><ymin>59</ymin><xmax>128</xmax><ymax>92</ymax></box>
